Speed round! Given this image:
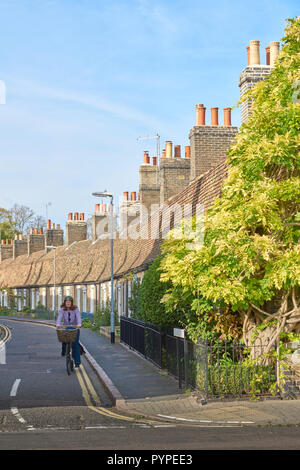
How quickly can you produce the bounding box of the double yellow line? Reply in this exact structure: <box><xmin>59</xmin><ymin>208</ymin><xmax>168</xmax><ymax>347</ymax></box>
<box><xmin>0</xmin><ymin>323</ymin><xmax>11</xmax><ymax>345</ymax></box>
<box><xmin>75</xmin><ymin>364</ymin><xmax>162</xmax><ymax>425</ymax></box>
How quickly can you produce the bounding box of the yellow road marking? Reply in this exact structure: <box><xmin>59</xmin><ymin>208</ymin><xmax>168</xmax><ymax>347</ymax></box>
<box><xmin>75</xmin><ymin>363</ymin><xmax>164</xmax><ymax>425</ymax></box>
<box><xmin>0</xmin><ymin>324</ymin><xmax>11</xmax><ymax>345</ymax></box>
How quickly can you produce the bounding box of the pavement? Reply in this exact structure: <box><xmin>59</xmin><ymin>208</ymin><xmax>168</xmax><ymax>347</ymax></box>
<box><xmin>2</xmin><ymin>315</ymin><xmax>300</xmax><ymax>427</ymax></box>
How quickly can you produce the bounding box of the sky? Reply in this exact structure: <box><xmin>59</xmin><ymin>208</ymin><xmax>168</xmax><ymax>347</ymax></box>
<box><xmin>0</xmin><ymin>0</ymin><xmax>298</xmax><ymax>229</ymax></box>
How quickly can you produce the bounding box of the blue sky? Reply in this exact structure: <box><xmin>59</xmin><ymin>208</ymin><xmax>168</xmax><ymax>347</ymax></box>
<box><xmin>0</xmin><ymin>0</ymin><xmax>298</xmax><ymax>228</ymax></box>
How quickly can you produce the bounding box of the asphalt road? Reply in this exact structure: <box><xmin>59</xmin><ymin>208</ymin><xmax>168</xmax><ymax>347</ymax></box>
<box><xmin>1</xmin><ymin>318</ymin><xmax>300</xmax><ymax>452</ymax></box>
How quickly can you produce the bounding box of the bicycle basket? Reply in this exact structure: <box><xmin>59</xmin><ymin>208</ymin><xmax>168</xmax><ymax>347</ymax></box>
<box><xmin>56</xmin><ymin>328</ymin><xmax>78</xmax><ymax>343</ymax></box>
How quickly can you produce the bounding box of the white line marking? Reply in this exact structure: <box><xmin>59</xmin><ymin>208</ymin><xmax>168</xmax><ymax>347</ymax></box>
<box><xmin>10</xmin><ymin>407</ymin><xmax>26</xmax><ymax>424</ymax></box>
<box><xmin>157</xmin><ymin>414</ymin><xmax>254</xmax><ymax>425</ymax></box>
<box><xmin>10</xmin><ymin>379</ymin><xmax>21</xmax><ymax>396</ymax></box>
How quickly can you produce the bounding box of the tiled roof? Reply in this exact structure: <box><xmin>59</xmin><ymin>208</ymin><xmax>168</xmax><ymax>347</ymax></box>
<box><xmin>0</xmin><ymin>162</ymin><xmax>227</xmax><ymax>288</ymax></box>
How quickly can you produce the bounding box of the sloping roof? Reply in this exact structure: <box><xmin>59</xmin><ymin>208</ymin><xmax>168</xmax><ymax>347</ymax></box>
<box><xmin>0</xmin><ymin>162</ymin><xmax>227</xmax><ymax>288</ymax></box>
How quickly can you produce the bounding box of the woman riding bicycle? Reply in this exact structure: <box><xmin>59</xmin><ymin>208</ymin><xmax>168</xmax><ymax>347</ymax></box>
<box><xmin>56</xmin><ymin>296</ymin><xmax>82</xmax><ymax>367</ymax></box>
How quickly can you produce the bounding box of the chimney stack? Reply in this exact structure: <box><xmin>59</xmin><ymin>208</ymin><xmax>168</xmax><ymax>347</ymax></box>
<box><xmin>66</xmin><ymin>210</ymin><xmax>87</xmax><ymax>246</ymax></box>
<box><xmin>223</xmin><ymin>108</ymin><xmax>232</xmax><ymax>126</ymax></box>
<box><xmin>211</xmin><ymin>107</ymin><xmax>219</xmax><ymax>126</ymax></box>
<box><xmin>165</xmin><ymin>141</ymin><xmax>173</xmax><ymax>158</ymax></box>
<box><xmin>196</xmin><ymin>104</ymin><xmax>206</xmax><ymax>126</ymax></box>
<box><xmin>270</xmin><ymin>41</ymin><xmax>280</xmax><ymax>67</ymax></box>
<box><xmin>249</xmin><ymin>40</ymin><xmax>260</xmax><ymax>65</ymax></box>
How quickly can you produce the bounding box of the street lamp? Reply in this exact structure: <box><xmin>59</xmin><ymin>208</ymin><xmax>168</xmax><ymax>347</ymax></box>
<box><xmin>92</xmin><ymin>191</ymin><xmax>115</xmax><ymax>343</ymax></box>
<box><xmin>46</xmin><ymin>245</ymin><xmax>56</xmax><ymax>322</ymax></box>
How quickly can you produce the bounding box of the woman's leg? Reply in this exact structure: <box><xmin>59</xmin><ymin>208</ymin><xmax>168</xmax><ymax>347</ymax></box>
<box><xmin>72</xmin><ymin>330</ymin><xmax>81</xmax><ymax>366</ymax></box>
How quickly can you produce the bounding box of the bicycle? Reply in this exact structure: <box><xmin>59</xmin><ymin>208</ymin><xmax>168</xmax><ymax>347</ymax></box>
<box><xmin>56</xmin><ymin>326</ymin><xmax>79</xmax><ymax>375</ymax></box>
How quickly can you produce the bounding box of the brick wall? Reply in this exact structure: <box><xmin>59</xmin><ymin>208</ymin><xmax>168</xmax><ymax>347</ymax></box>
<box><xmin>66</xmin><ymin>221</ymin><xmax>87</xmax><ymax>246</ymax></box>
<box><xmin>239</xmin><ymin>65</ymin><xmax>272</xmax><ymax>123</ymax></box>
<box><xmin>13</xmin><ymin>240</ymin><xmax>27</xmax><ymax>259</ymax></box>
<box><xmin>189</xmin><ymin>125</ymin><xmax>237</xmax><ymax>180</ymax></box>
<box><xmin>0</xmin><ymin>245</ymin><xmax>13</xmax><ymax>262</ymax></box>
<box><xmin>159</xmin><ymin>158</ymin><xmax>191</xmax><ymax>204</ymax></box>
<box><xmin>45</xmin><ymin>228</ymin><xmax>64</xmax><ymax>247</ymax></box>
<box><xmin>27</xmin><ymin>234</ymin><xmax>45</xmax><ymax>255</ymax></box>
<box><xmin>139</xmin><ymin>164</ymin><xmax>160</xmax><ymax>213</ymax></box>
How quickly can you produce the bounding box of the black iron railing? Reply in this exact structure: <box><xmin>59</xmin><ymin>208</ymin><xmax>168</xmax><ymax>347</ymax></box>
<box><xmin>120</xmin><ymin>316</ymin><xmax>278</xmax><ymax>398</ymax></box>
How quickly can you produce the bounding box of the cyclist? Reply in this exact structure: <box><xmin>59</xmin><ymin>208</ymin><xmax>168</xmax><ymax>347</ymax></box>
<box><xmin>56</xmin><ymin>296</ymin><xmax>82</xmax><ymax>367</ymax></box>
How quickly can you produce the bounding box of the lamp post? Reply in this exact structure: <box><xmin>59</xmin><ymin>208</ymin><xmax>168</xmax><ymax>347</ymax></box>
<box><xmin>92</xmin><ymin>191</ymin><xmax>115</xmax><ymax>343</ymax></box>
<box><xmin>46</xmin><ymin>245</ymin><xmax>56</xmax><ymax>322</ymax></box>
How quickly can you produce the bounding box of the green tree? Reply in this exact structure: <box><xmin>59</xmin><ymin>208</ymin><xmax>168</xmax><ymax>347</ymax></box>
<box><xmin>0</xmin><ymin>208</ymin><xmax>18</xmax><ymax>241</ymax></box>
<box><xmin>160</xmin><ymin>18</ymin><xmax>300</xmax><ymax>354</ymax></box>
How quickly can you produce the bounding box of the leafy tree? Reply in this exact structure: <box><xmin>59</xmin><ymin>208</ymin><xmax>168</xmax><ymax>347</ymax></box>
<box><xmin>9</xmin><ymin>204</ymin><xmax>35</xmax><ymax>234</ymax></box>
<box><xmin>135</xmin><ymin>256</ymin><xmax>188</xmax><ymax>328</ymax></box>
<box><xmin>160</xmin><ymin>18</ymin><xmax>300</xmax><ymax>355</ymax></box>
<box><xmin>0</xmin><ymin>208</ymin><xmax>18</xmax><ymax>241</ymax></box>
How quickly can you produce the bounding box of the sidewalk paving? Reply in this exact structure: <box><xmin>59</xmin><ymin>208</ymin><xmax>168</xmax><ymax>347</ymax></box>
<box><xmin>2</xmin><ymin>316</ymin><xmax>300</xmax><ymax>426</ymax></box>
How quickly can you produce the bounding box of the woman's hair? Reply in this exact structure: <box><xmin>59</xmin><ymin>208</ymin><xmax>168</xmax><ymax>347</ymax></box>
<box><xmin>60</xmin><ymin>299</ymin><xmax>78</xmax><ymax>310</ymax></box>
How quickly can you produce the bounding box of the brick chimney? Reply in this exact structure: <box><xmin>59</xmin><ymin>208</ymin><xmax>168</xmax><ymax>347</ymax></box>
<box><xmin>66</xmin><ymin>211</ymin><xmax>88</xmax><ymax>245</ymax></box>
<box><xmin>189</xmin><ymin>103</ymin><xmax>238</xmax><ymax>180</ymax></box>
<box><xmin>28</xmin><ymin>230</ymin><xmax>45</xmax><ymax>255</ymax></box>
<box><xmin>45</xmin><ymin>219</ymin><xmax>64</xmax><ymax>248</ymax></box>
<box><xmin>13</xmin><ymin>234</ymin><xmax>27</xmax><ymax>259</ymax></box>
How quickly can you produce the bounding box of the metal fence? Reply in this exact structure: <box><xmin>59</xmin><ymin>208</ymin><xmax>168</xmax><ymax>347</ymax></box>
<box><xmin>120</xmin><ymin>317</ymin><xmax>279</xmax><ymax>399</ymax></box>
<box><xmin>120</xmin><ymin>316</ymin><xmax>164</xmax><ymax>368</ymax></box>
<box><xmin>166</xmin><ymin>336</ymin><xmax>278</xmax><ymax>398</ymax></box>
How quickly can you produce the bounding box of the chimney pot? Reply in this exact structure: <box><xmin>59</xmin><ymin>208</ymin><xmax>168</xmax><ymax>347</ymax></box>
<box><xmin>152</xmin><ymin>156</ymin><xmax>157</xmax><ymax>166</ymax></box>
<box><xmin>14</xmin><ymin>234</ymin><xmax>18</xmax><ymax>240</ymax></box>
<box><xmin>143</xmin><ymin>151</ymin><xmax>150</xmax><ymax>164</ymax></box>
<box><xmin>52</xmin><ymin>223</ymin><xmax>55</xmax><ymax>230</ymax></box>
<box><xmin>47</xmin><ymin>219</ymin><xmax>51</xmax><ymax>230</ymax></box>
<box><xmin>224</xmin><ymin>108</ymin><xmax>232</xmax><ymax>126</ymax></box>
<box><xmin>10</xmin><ymin>239</ymin><xmax>13</xmax><ymax>245</ymax></box>
<box><xmin>265</xmin><ymin>46</ymin><xmax>270</xmax><ymax>65</ymax></box>
<box><xmin>74</xmin><ymin>212</ymin><xmax>79</xmax><ymax>221</ymax></box>
<box><xmin>39</xmin><ymin>228</ymin><xmax>43</xmax><ymax>234</ymax></box>
<box><xmin>270</xmin><ymin>41</ymin><xmax>280</xmax><ymax>67</ymax></box>
<box><xmin>131</xmin><ymin>191</ymin><xmax>137</xmax><ymax>201</ymax></box>
<box><xmin>68</xmin><ymin>213</ymin><xmax>73</xmax><ymax>221</ymax></box>
<box><xmin>249</xmin><ymin>40</ymin><xmax>260</xmax><ymax>65</ymax></box>
<box><xmin>161</xmin><ymin>149</ymin><xmax>166</xmax><ymax>159</ymax></box>
<box><xmin>246</xmin><ymin>45</ymin><xmax>250</xmax><ymax>65</ymax></box>
<box><xmin>80</xmin><ymin>213</ymin><xmax>85</xmax><ymax>221</ymax></box>
<box><xmin>103</xmin><ymin>203</ymin><xmax>107</xmax><ymax>213</ymax></box>
<box><xmin>165</xmin><ymin>141</ymin><xmax>173</xmax><ymax>158</ymax></box>
<box><xmin>34</xmin><ymin>228</ymin><xmax>38</xmax><ymax>235</ymax></box>
<box><xmin>19</xmin><ymin>234</ymin><xmax>23</xmax><ymax>240</ymax></box>
<box><xmin>211</xmin><ymin>107</ymin><xmax>219</xmax><ymax>126</ymax></box>
<box><xmin>1</xmin><ymin>240</ymin><xmax>4</xmax><ymax>245</ymax></box>
<box><xmin>57</xmin><ymin>224</ymin><xmax>61</xmax><ymax>229</ymax></box>
<box><xmin>174</xmin><ymin>145</ymin><xmax>181</xmax><ymax>158</ymax></box>
<box><xmin>95</xmin><ymin>203</ymin><xmax>100</xmax><ymax>212</ymax></box>
<box><xmin>185</xmin><ymin>146</ymin><xmax>191</xmax><ymax>159</ymax></box>
<box><xmin>196</xmin><ymin>104</ymin><xmax>206</xmax><ymax>125</ymax></box>
<box><xmin>123</xmin><ymin>191</ymin><xmax>129</xmax><ymax>201</ymax></box>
